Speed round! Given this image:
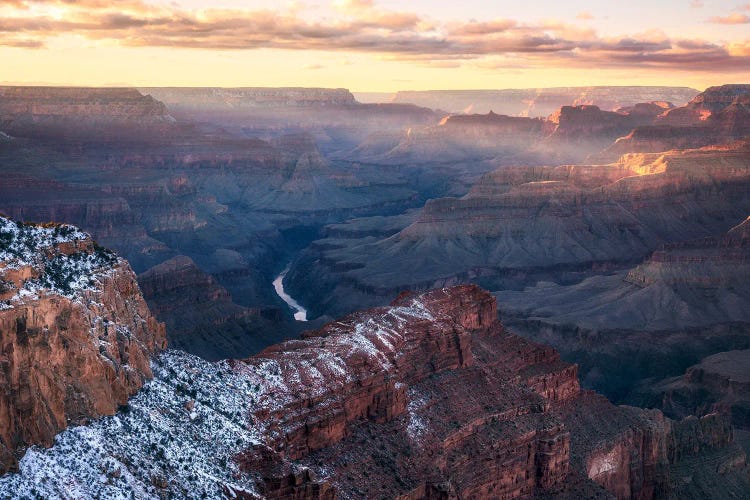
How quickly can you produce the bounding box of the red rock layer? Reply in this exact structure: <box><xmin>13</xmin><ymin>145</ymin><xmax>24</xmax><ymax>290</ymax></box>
<box><xmin>598</xmin><ymin>85</ymin><xmax>750</xmax><ymax>160</ymax></box>
<box><xmin>0</xmin><ymin>87</ymin><xmax>169</xmax><ymax>118</ymax></box>
<box><xmin>0</xmin><ymin>229</ymin><xmax>166</xmax><ymax>472</ymax></box>
<box><xmin>227</xmin><ymin>286</ymin><xmax>741</xmax><ymax>498</ymax></box>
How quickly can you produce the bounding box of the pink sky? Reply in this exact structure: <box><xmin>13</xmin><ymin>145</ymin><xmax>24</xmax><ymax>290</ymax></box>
<box><xmin>2</xmin><ymin>0</ymin><xmax>750</xmax><ymax>90</ymax></box>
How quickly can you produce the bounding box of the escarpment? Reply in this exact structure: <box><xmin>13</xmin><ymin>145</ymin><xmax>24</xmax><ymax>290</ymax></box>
<box><xmin>0</xmin><ymin>217</ymin><xmax>166</xmax><ymax>473</ymax></box>
<box><xmin>598</xmin><ymin>84</ymin><xmax>750</xmax><ymax>160</ymax></box>
<box><xmin>390</xmin><ymin>86</ymin><xmax>698</xmax><ymax>116</ymax></box>
<box><xmin>137</xmin><ymin>255</ymin><xmax>289</xmax><ymax>360</ymax></box>
<box><xmin>287</xmin><ymin>140</ymin><xmax>750</xmax><ymax>319</ymax></box>
<box><xmin>0</xmin><ymin>86</ymin><xmax>175</xmax><ymax>140</ymax></box>
<box><xmin>495</xmin><ymin>212</ymin><xmax>750</xmax><ymax>402</ymax></box>
<box><xmin>0</xmin><ymin>285</ymin><xmax>745</xmax><ymax>498</ymax></box>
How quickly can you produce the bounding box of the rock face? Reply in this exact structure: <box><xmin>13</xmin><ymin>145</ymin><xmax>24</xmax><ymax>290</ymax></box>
<box><xmin>287</xmin><ymin>140</ymin><xmax>750</xmax><ymax>319</ymax></box>
<box><xmin>137</xmin><ymin>256</ymin><xmax>290</xmax><ymax>360</ymax></box>
<box><xmin>0</xmin><ymin>285</ymin><xmax>747</xmax><ymax>498</ymax></box>
<box><xmin>0</xmin><ymin>217</ymin><xmax>166</xmax><ymax>473</ymax></box>
<box><xmin>391</xmin><ymin>87</ymin><xmax>699</xmax><ymax>116</ymax></box>
<box><xmin>631</xmin><ymin>350</ymin><xmax>750</xmax><ymax>430</ymax></box>
<box><xmin>600</xmin><ymin>85</ymin><xmax>750</xmax><ymax>159</ymax></box>
<box><xmin>352</xmin><ymin>111</ymin><xmax>548</xmax><ymax>165</ymax></box>
<box><xmin>495</xmin><ymin>213</ymin><xmax>750</xmax><ymax>401</ymax></box>
<box><xmin>352</xmin><ymin>102</ymin><xmax>668</xmax><ymax>166</ymax></box>
<box><xmin>0</xmin><ymin>87</ymin><xmax>168</xmax><ymax>118</ymax></box>
<box><xmin>543</xmin><ymin>104</ymin><xmax>652</xmax><ymax>150</ymax></box>
<box><xmin>0</xmin><ymin>86</ymin><xmax>174</xmax><ymax>139</ymax></box>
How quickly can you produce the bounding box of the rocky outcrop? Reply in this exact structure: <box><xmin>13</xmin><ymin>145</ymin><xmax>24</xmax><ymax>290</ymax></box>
<box><xmin>137</xmin><ymin>256</ymin><xmax>286</xmax><ymax>360</ymax></box>
<box><xmin>287</xmin><ymin>141</ymin><xmax>750</xmax><ymax>319</ymax></box>
<box><xmin>354</xmin><ymin>111</ymin><xmax>547</xmax><ymax>165</ymax></box>
<box><xmin>0</xmin><ymin>217</ymin><xmax>166</xmax><ymax>473</ymax></box>
<box><xmin>391</xmin><ymin>87</ymin><xmax>698</xmax><ymax>116</ymax></box>
<box><xmin>1</xmin><ymin>285</ymin><xmax>746</xmax><ymax>498</ymax></box>
<box><xmin>353</xmin><ymin>101</ymin><xmax>670</xmax><ymax>166</ymax></box>
<box><xmin>544</xmin><ymin>104</ymin><xmax>650</xmax><ymax>143</ymax></box>
<box><xmin>0</xmin><ymin>87</ymin><xmax>169</xmax><ymax>119</ymax></box>
<box><xmin>494</xmin><ymin>214</ymin><xmax>750</xmax><ymax>401</ymax></box>
<box><xmin>0</xmin><ymin>87</ymin><xmax>174</xmax><ymax>140</ymax></box>
<box><xmin>599</xmin><ymin>85</ymin><xmax>750</xmax><ymax>160</ymax></box>
<box><xmin>631</xmin><ymin>350</ymin><xmax>750</xmax><ymax>430</ymax></box>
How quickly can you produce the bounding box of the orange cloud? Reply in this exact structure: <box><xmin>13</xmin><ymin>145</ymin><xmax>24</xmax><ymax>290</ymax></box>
<box><xmin>0</xmin><ymin>0</ymin><xmax>749</xmax><ymax>74</ymax></box>
<box><xmin>708</xmin><ymin>13</ymin><xmax>750</xmax><ymax>24</ymax></box>
<box><xmin>449</xmin><ymin>19</ymin><xmax>517</xmax><ymax>36</ymax></box>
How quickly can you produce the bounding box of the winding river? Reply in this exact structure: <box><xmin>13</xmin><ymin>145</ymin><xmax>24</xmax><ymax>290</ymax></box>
<box><xmin>272</xmin><ymin>266</ymin><xmax>308</xmax><ymax>321</ymax></box>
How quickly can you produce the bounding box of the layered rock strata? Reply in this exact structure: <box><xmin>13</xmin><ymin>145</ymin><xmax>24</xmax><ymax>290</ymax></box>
<box><xmin>287</xmin><ymin>141</ymin><xmax>750</xmax><ymax>319</ymax></box>
<box><xmin>0</xmin><ymin>217</ymin><xmax>166</xmax><ymax>472</ymax></box>
<box><xmin>0</xmin><ymin>286</ymin><xmax>746</xmax><ymax>498</ymax></box>
<box><xmin>391</xmin><ymin>87</ymin><xmax>698</xmax><ymax>116</ymax></box>
<box><xmin>599</xmin><ymin>85</ymin><xmax>750</xmax><ymax>159</ymax></box>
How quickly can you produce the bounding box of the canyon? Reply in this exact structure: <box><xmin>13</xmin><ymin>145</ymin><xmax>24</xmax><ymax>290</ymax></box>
<box><xmin>288</xmin><ymin>140</ymin><xmax>750</xmax><ymax>319</ymax></box>
<box><xmin>0</xmin><ymin>87</ymin><xmax>446</xmax><ymax>359</ymax></box>
<box><xmin>0</xmin><ymin>279</ymin><xmax>747</xmax><ymax>498</ymax></box>
<box><xmin>598</xmin><ymin>84</ymin><xmax>750</xmax><ymax>160</ymax></box>
<box><xmin>1</xmin><ymin>81</ymin><xmax>750</xmax><ymax>498</ymax></box>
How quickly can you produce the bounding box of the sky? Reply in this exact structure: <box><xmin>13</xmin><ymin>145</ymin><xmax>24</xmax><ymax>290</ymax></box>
<box><xmin>2</xmin><ymin>0</ymin><xmax>750</xmax><ymax>91</ymax></box>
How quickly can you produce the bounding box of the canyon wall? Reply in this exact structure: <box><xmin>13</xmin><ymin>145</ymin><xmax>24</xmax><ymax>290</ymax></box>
<box><xmin>287</xmin><ymin>140</ymin><xmax>750</xmax><ymax>319</ymax></box>
<box><xmin>599</xmin><ymin>84</ymin><xmax>750</xmax><ymax>160</ymax></box>
<box><xmin>391</xmin><ymin>87</ymin><xmax>698</xmax><ymax>116</ymax></box>
<box><xmin>0</xmin><ymin>217</ymin><xmax>166</xmax><ymax>472</ymax></box>
<box><xmin>0</xmin><ymin>285</ymin><xmax>746</xmax><ymax>498</ymax></box>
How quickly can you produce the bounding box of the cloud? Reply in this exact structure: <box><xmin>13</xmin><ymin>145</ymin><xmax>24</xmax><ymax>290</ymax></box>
<box><xmin>690</xmin><ymin>0</ymin><xmax>703</xmax><ymax>7</ymax></box>
<box><xmin>1</xmin><ymin>38</ymin><xmax>44</xmax><ymax>47</ymax></box>
<box><xmin>576</xmin><ymin>12</ymin><xmax>594</xmax><ymax>21</ymax></box>
<box><xmin>333</xmin><ymin>0</ymin><xmax>373</xmax><ymax>11</ymax></box>
<box><xmin>1</xmin><ymin>0</ymin><xmax>750</xmax><ymax>73</ymax></box>
<box><xmin>449</xmin><ymin>19</ymin><xmax>517</xmax><ymax>35</ymax></box>
<box><xmin>708</xmin><ymin>13</ymin><xmax>750</xmax><ymax>24</ymax></box>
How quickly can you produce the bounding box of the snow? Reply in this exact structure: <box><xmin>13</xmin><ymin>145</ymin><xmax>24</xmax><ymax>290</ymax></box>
<box><xmin>0</xmin><ymin>269</ymin><xmax>450</xmax><ymax>498</ymax></box>
<box><xmin>587</xmin><ymin>447</ymin><xmax>621</xmax><ymax>479</ymax></box>
<box><xmin>406</xmin><ymin>388</ymin><xmax>430</xmax><ymax>442</ymax></box>
<box><xmin>0</xmin><ymin>350</ymin><xmax>263</xmax><ymax>499</ymax></box>
<box><xmin>0</xmin><ymin>217</ymin><xmax>117</xmax><ymax>307</ymax></box>
<box><xmin>0</xmin><ymin>217</ymin><xmax>88</xmax><ymax>267</ymax></box>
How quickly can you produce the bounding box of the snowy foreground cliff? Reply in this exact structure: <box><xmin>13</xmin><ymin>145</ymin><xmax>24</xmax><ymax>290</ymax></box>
<box><xmin>0</xmin><ymin>216</ymin><xmax>166</xmax><ymax>473</ymax></box>
<box><xmin>0</xmin><ymin>217</ymin><xmax>748</xmax><ymax>498</ymax></box>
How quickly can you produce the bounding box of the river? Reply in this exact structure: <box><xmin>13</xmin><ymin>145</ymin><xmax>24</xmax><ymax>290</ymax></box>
<box><xmin>272</xmin><ymin>266</ymin><xmax>308</xmax><ymax>321</ymax></box>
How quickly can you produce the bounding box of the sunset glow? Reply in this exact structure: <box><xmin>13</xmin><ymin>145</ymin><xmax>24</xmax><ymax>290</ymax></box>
<box><xmin>3</xmin><ymin>0</ymin><xmax>750</xmax><ymax>90</ymax></box>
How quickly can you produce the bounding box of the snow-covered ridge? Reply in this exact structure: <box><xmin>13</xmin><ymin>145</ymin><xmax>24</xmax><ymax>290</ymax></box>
<box><xmin>0</xmin><ymin>216</ymin><xmax>117</xmax><ymax>308</ymax></box>
<box><xmin>0</xmin><ymin>286</ymin><xmax>487</xmax><ymax>498</ymax></box>
<box><xmin>0</xmin><ymin>350</ymin><xmax>262</xmax><ymax>499</ymax></box>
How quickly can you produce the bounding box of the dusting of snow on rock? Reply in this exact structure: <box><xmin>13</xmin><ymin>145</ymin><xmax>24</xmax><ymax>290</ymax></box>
<box><xmin>0</xmin><ymin>217</ymin><xmax>88</xmax><ymax>266</ymax></box>
<box><xmin>0</xmin><ymin>350</ymin><xmax>262</xmax><ymax>499</ymax></box>
<box><xmin>0</xmin><ymin>216</ymin><xmax>117</xmax><ymax>307</ymax></box>
<box><xmin>406</xmin><ymin>387</ymin><xmax>430</xmax><ymax>443</ymax></box>
<box><xmin>0</xmin><ymin>281</ymin><xmax>477</xmax><ymax>498</ymax></box>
